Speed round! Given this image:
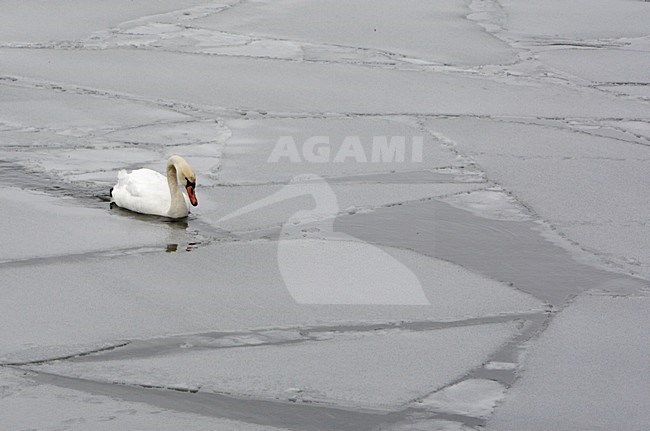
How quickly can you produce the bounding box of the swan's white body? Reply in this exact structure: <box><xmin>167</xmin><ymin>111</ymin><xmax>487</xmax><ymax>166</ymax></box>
<box><xmin>111</xmin><ymin>156</ymin><xmax>198</xmax><ymax>219</ymax></box>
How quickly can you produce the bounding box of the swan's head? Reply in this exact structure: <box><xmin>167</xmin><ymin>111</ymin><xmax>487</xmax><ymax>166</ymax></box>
<box><xmin>170</xmin><ymin>155</ymin><xmax>198</xmax><ymax>207</ymax></box>
<box><xmin>183</xmin><ymin>170</ymin><xmax>198</xmax><ymax>207</ymax></box>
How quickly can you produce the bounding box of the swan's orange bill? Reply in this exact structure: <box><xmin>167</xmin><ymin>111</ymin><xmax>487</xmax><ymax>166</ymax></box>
<box><xmin>187</xmin><ymin>186</ymin><xmax>198</xmax><ymax>206</ymax></box>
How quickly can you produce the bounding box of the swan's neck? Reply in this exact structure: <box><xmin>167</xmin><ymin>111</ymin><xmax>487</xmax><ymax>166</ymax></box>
<box><xmin>166</xmin><ymin>161</ymin><xmax>188</xmax><ymax>217</ymax></box>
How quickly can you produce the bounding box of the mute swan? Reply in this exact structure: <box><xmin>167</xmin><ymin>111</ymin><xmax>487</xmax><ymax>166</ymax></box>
<box><xmin>110</xmin><ymin>155</ymin><xmax>198</xmax><ymax>219</ymax></box>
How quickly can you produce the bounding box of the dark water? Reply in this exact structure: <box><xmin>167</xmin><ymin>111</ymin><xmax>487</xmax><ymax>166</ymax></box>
<box><xmin>335</xmin><ymin>198</ymin><xmax>646</xmax><ymax>306</ymax></box>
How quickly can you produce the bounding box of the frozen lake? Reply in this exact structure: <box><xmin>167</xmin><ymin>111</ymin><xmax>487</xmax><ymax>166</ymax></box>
<box><xmin>1</xmin><ymin>1</ymin><xmax>649</xmax><ymax>430</ymax></box>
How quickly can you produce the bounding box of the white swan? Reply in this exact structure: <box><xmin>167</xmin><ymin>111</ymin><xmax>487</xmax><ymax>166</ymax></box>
<box><xmin>110</xmin><ymin>155</ymin><xmax>198</xmax><ymax>219</ymax></box>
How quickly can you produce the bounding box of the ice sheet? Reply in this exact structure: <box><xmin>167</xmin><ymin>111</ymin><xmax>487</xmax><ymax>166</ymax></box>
<box><xmin>439</xmin><ymin>188</ymin><xmax>532</xmax><ymax>221</ymax></box>
<box><xmin>216</xmin><ymin>117</ymin><xmax>457</xmax><ymax>184</ymax></box>
<box><xmin>499</xmin><ymin>0</ymin><xmax>650</xmax><ymax>39</ymax></box>
<box><xmin>425</xmin><ymin>118</ymin><xmax>650</xmax><ymax>277</ymax></box>
<box><xmin>200</xmin><ymin>183</ymin><xmax>484</xmax><ymax>232</ymax></box>
<box><xmin>192</xmin><ymin>0</ymin><xmax>517</xmax><ymax>65</ymax></box>
<box><xmin>3</xmin><ymin>49</ymin><xmax>649</xmax><ymax>118</ymax></box>
<box><xmin>380</xmin><ymin>421</ymin><xmax>474</xmax><ymax>431</ymax></box>
<box><xmin>0</xmin><ymin>187</ymin><xmax>188</xmax><ymax>262</ymax></box>
<box><xmin>604</xmin><ymin>120</ymin><xmax>650</xmax><ymax>140</ymax></box>
<box><xmin>538</xmin><ymin>49</ymin><xmax>650</xmax><ymax>83</ymax></box>
<box><xmin>470</xmin><ymin>158</ymin><xmax>650</xmax><ymax>276</ymax></box>
<box><xmin>561</xmin><ymin>223</ymin><xmax>650</xmax><ymax>279</ymax></box>
<box><xmin>0</xmin><ymin>239</ymin><xmax>543</xmax><ymax>360</ymax></box>
<box><xmin>0</xmin><ymin>368</ymin><xmax>285</xmax><ymax>431</ymax></box>
<box><xmin>599</xmin><ymin>85</ymin><xmax>650</xmax><ymax>101</ymax></box>
<box><xmin>0</xmin><ymin>85</ymin><xmax>230</xmax><ymax>193</ymax></box>
<box><xmin>488</xmin><ymin>295</ymin><xmax>650</xmax><ymax>430</ymax></box>
<box><xmin>419</xmin><ymin>379</ymin><xmax>506</xmax><ymax>418</ymax></box>
<box><xmin>35</xmin><ymin>323</ymin><xmax>519</xmax><ymax>410</ymax></box>
<box><xmin>426</xmin><ymin>117</ymin><xmax>650</xmax><ymax>161</ymax></box>
<box><xmin>0</xmin><ymin>0</ymin><xmax>209</xmax><ymax>43</ymax></box>
<box><xmin>105</xmin><ymin>121</ymin><xmax>230</xmax><ymax>147</ymax></box>
<box><xmin>0</xmin><ymin>85</ymin><xmax>186</xmax><ymax>134</ymax></box>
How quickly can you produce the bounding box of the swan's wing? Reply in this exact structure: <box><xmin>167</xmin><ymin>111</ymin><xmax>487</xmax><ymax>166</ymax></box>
<box><xmin>112</xmin><ymin>168</ymin><xmax>171</xmax><ymax>216</ymax></box>
<box><xmin>118</xmin><ymin>168</ymin><xmax>167</xmax><ymax>197</ymax></box>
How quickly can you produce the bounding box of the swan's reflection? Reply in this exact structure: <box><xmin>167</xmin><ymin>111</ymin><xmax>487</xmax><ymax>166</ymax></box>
<box><xmin>109</xmin><ymin>202</ymin><xmax>190</xmax><ymax>230</ymax></box>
